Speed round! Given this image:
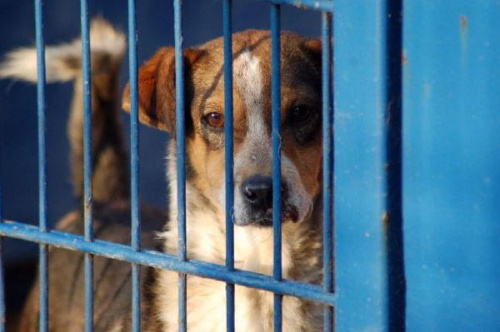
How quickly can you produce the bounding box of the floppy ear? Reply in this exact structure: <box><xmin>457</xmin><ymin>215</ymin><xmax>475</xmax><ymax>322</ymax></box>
<box><xmin>302</xmin><ymin>39</ymin><xmax>325</xmax><ymax>79</ymax></box>
<box><xmin>303</xmin><ymin>39</ymin><xmax>322</xmax><ymax>64</ymax></box>
<box><xmin>304</xmin><ymin>39</ymin><xmax>322</xmax><ymax>55</ymax></box>
<box><xmin>122</xmin><ymin>47</ymin><xmax>202</xmax><ymax>133</ymax></box>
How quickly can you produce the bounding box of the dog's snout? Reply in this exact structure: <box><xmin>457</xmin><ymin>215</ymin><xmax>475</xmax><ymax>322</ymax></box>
<box><xmin>242</xmin><ymin>176</ymin><xmax>273</xmax><ymax>210</ymax></box>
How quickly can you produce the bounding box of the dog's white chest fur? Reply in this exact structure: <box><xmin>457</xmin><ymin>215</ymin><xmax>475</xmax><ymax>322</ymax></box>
<box><xmin>157</xmin><ymin>181</ymin><xmax>320</xmax><ymax>331</ymax></box>
<box><xmin>158</xmin><ymin>211</ymin><xmax>304</xmax><ymax>332</ymax></box>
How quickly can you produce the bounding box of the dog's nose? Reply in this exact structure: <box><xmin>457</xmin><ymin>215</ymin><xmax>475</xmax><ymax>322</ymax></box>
<box><xmin>241</xmin><ymin>176</ymin><xmax>273</xmax><ymax>211</ymax></box>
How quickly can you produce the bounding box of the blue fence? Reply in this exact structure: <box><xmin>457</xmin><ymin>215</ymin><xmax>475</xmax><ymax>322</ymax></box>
<box><xmin>0</xmin><ymin>0</ymin><xmax>404</xmax><ymax>331</ymax></box>
<box><xmin>2</xmin><ymin>0</ymin><xmax>500</xmax><ymax>331</ymax></box>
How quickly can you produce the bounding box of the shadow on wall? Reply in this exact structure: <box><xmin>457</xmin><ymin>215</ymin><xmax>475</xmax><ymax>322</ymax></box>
<box><xmin>0</xmin><ymin>0</ymin><xmax>320</xmax><ymax>263</ymax></box>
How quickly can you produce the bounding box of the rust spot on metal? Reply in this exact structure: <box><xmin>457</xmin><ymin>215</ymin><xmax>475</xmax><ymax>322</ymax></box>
<box><xmin>402</xmin><ymin>51</ymin><xmax>410</xmax><ymax>86</ymax></box>
<box><xmin>401</xmin><ymin>53</ymin><xmax>408</xmax><ymax>66</ymax></box>
<box><xmin>459</xmin><ymin>15</ymin><xmax>468</xmax><ymax>47</ymax></box>
<box><xmin>383</xmin><ymin>212</ymin><xmax>390</xmax><ymax>227</ymax></box>
<box><xmin>459</xmin><ymin>15</ymin><xmax>468</xmax><ymax>62</ymax></box>
<box><xmin>459</xmin><ymin>15</ymin><xmax>468</xmax><ymax>29</ymax></box>
<box><xmin>382</xmin><ymin>212</ymin><xmax>390</xmax><ymax>239</ymax></box>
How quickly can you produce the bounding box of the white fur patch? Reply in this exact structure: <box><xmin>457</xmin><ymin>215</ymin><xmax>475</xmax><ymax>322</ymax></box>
<box><xmin>0</xmin><ymin>18</ymin><xmax>125</xmax><ymax>83</ymax></box>
<box><xmin>232</xmin><ymin>51</ymin><xmax>271</xmax><ymax>224</ymax></box>
<box><xmin>230</xmin><ymin>50</ymin><xmax>312</xmax><ymax>226</ymax></box>
<box><xmin>234</xmin><ymin>50</ymin><xmax>268</xmax><ymax>141</ymax></box>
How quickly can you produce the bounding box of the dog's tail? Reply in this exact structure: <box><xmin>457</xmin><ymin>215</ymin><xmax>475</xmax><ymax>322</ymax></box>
<box><xmin>0</xmin><ymin>18</ymin><xmax>130</xmax><ymax>202</ymax></box>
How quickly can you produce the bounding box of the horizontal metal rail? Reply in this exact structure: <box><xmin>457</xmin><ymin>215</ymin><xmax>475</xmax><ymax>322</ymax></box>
<box><xmin>0</xmin><ymin>221</ymin><xmax>336</xmax><ymax>306</ymax></box>
<box><xmin>267</xmin><ymin>0</ymin><xmax>334</xmax><ymax>12</ymax></box>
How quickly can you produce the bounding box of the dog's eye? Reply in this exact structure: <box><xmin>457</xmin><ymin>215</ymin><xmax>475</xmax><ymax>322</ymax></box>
<box><xmin>203</xmin><ymin>112</ymin><xmax>224</xmax><ymax>128</ymax></box>
<box><xmin>287</xmin><ymin>104</ymin><xmax>321</xmax><ymax>144</ymax></box>
<box><xmin>289</xmin><ymin>105</ymin><xmax>313</xmax><ymax>124</ymax></box>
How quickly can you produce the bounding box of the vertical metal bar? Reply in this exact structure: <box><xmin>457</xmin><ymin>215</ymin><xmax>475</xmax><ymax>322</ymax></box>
<box><xmin>321</xmin><ymin>11</ymin><xmax>334</xmax><ymax>332</ymax></box>
<box><xmin>222</xmin><ymin>0</ymin><xmax>235</xmax><ymax>331</ymax></box>
<box><xmin>334</xmin><ymin>1</ymin><xmax>389</xmax><ymax>329</ymax></box>
<box><xmin>270</xmin><ymin>4</ymin><xmax>282</xmax><ymax>332</ymax></box>
<box><xmin>80</xmin><ymin>1</ymin><xmax>94</xmax><ymax>331</ymax></box>
<box><xmin>381</xmin><ymin>0</ymin><xmax>405</xmax><ymax>330</ymax></box>
<box><xmin>0</xmin><ymin>241</ymin><xmax>3</xmax><ymax>332</ymax></box>
<box><xmin>0</xmin><ymin>107</ymin><xmax>5</xmax><ymax>332</ymax></box>
<box><xmin>173</xmin><ymin>0</ymin><xmax>187</xmax><ymax>330</ymax></box>
<box><xmin>34</xmin><ymin>1</ymin><xmax>48</xmax><ymax>331</ymax></box>
<box><xmin>127</xmin><ymin>0</ymin><xmax>141</xmax><ymax>331</ymax></box>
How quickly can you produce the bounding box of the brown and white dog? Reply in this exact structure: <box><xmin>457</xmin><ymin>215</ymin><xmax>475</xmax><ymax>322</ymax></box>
<box><xmin>1</xmin><ymin>19</ymin><xmax>326</xmax><ymax>331</ymax></box>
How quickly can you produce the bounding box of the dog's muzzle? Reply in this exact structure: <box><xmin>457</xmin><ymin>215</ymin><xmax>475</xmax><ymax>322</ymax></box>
<box><xmin>239</xmin><ymin>175</ymin><xmax>299</xmax><ymax>227</ymax></box>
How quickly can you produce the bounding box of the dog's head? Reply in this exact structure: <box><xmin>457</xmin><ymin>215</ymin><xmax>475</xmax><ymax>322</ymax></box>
<box><xmin>123</xmin><ymin>30</ymin><xmax>322</xmax><ymax>227</ymax></box>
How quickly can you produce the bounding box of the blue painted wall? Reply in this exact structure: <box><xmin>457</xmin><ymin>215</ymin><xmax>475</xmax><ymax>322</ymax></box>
<box><xmin>404</xmin><ymin>1</ymin><xmax>500</xmax><ymax>331</ymax></box>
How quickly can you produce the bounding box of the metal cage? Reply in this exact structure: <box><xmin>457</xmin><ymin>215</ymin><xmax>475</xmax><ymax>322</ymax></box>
<box><xmin>0</xmin><ymin>0</ymin><xmax>408</xmax><ymax>331</ymax></box>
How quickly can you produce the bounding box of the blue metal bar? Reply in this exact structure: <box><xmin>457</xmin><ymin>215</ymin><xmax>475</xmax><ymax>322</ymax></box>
<box><xmin>267</xmin><ymin>0</ymin><xmax>333</xmax><ymax>12</ymax></box>
<box><xmin>0</xmin><ymin>125</ymin><xmax>4</xmax><ymax>332</ymax></box>
<box><xmin>0</xmin><ymin>221</ymin><xmax>336</xmax><ymax>306</ymax></box>
<box><xmin>84</xmin><ymin>250</ymin><xmax>93</xmax><ymax>332</ymax></box>
<box><xmin>80</xmin><ymin>1</ymin><xmax>94</xmax><ymax>331</ymax></box>
<box><xmin>321</xmin><ymin>11</ymin><xmax>334</xmax><ymax>332</ymax></box>
<box><xmin>80</xmin><ymin>0</ymin><xmax>92</xmax><ymax>243</ymax></box>
<box><xmin>334</xmin><ymin>0</ymin><xmax>404</xmax><ymax>329</ymax></box>
<box><xmin>222</xmin><ymin>0</ymin><xmax>235</xmax><ymax>331</ymax></box>
<box><xmin>173</xmin><ymin>0</ymin><xmax>187</xmax><ymax>330</ymax></box>
<box><xmin>127</xmin><ymin>0</ymin><xmax>141</xmax><ymax>330</ymax></box>
<box><xmin>34</xmin><ymin>1</ymin><xmax>48</xmax><ymax>331</ymax></box>
<box><xmin>270</xmin><ymin>4</ymin><xmax>283</xmax><ymax>332</ymax></box>
<box><xmin>0</xmin><ymin>237</ymin><xmax>3</xmax><ymax>332</ymax></box>
<box><xmin>380</xmin><ymin>0</ymin><xmax>405</xmax><ymax>330</ymax></box>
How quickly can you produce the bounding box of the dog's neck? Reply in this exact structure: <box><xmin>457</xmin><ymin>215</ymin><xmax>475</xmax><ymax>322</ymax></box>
<box><xmin>161</xmin><ymin>143</ymin><xmax>323</xmax><ymax>281</ymax></box>
<box><xmin>153</xmin><ymin>143</ymin><xmax>325</xmax><ymax>331</ymax></box>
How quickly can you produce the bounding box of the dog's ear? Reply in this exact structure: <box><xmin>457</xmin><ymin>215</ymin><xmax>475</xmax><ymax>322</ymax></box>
<box><xmin>304</xmin><ymin>39</ymin><xmax>321</xmax><ymax>55</ymax></box>
<box><xmin>122</xmin><ymin>47</ymin><xmax>202</xmax><ymax>133</ymax></box>
<box><xmin>302</xmin><ymin>39</ymin><xmax>324</xmax><ymax>78</ymax></box>
<box><xmin>303</xmin><ymin>39</ymin><xmax>322</xmax><ymax>63</ymax></box>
